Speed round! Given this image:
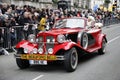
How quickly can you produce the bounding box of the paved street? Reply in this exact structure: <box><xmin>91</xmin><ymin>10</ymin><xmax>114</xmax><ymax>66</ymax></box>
<box><xmin>0</xmin><ymin>24</ymin><xmax>120</xmax><ymax>80</ymax></box>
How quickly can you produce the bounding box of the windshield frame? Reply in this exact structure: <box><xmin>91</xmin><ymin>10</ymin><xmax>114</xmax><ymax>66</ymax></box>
<box><xmin>53</xmin><ymin>18</ymin><xmax>86</xmax><ymax>29</ymax></box>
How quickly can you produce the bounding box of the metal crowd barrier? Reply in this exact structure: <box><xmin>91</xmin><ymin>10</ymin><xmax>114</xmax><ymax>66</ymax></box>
<box><xmin>0</xmin><ymin>24</ymin><xmax>38</xmax><ymax>55</ymax></box>
<box><xmin>103</xmin><ymin>17</ymin><xmax>120</xmax><ymax>26</ymax></box>
<box><xmin>0</xmin><ymin>27</ymin><xmax>10</xmax><ymax>55</ymax></box>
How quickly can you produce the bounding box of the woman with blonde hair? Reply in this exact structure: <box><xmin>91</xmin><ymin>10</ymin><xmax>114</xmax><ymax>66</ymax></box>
<box><xmin>87</xmin><ymin>16</ymin><xmax>95</xmax><ymax>29</ymax></box>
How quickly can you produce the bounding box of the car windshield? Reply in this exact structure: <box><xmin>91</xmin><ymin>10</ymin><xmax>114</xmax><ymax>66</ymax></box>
<box><xmin>54</xmin><ymin>18</ymin><xmax>85</xmax><ymax>28</ymax></box>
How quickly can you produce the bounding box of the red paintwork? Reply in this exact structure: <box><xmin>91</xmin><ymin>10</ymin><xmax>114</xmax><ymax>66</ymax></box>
<box><xmin>53</xmin><ymin>41</ymin><xmax>86</xmax><ymax>54</ymax></box>
<box><xmin>37</xmin><ymin>28</ymin><xmax>84</xmax><ymax>37</ymax></box>
<box><xmin>87</xmin><ymin>29</ymin><xmax>105</xmax><ymax>52</ymax></box>
<box><xmin>16</xmin><ymin>17</ymin><xmax>107</xmax><ymax>56</ymax></box>
<box><xmin>16</xmin><ymin>40</ymin><xmax>38</xmax><ymax>53</ymax></box>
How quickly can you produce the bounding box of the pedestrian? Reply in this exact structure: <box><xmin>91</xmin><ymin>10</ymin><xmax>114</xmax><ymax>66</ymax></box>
<box><xmin>38</xmin><ymin>14</ymin><xmax>47</xmax><ymax>31</ymax></box>
<box><xmin>18</xmin><ymin>11</ymin><xmax>31</xmax><ymax>39</ymax></box>
<box><xmin>48</xmin><ymin>14</ymin><xmax>55</xmax><ymax>29</ymax></box>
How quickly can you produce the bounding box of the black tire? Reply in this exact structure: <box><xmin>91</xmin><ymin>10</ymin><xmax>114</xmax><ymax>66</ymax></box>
<box><xmin>64</xmin><ymin>47</ymin><xmax>78</xmax><ymax>72</ymax></box>
<box><xmin>16</xmin><ymin>49</ymin><xmax>30</xmax><ymax>69</ymax></box>
<box><xmin>78</xmin><ymin>32</ymin><xmax>88</xmax><ymax>49</ymax></box>
<box><xmin>98</xmin><ymin>38</ymin><xmax>107</xmax><ymax>55</ymax></box>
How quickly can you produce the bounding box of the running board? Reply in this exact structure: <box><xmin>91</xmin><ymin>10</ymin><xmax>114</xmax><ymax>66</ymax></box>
<box><xmin>87</xmin><ymin>47</ymin><xmax>101</xmax><ymax>53</ymax></box>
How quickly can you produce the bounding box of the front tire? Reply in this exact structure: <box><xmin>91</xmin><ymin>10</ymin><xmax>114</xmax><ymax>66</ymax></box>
<box><xmin>64</xmin><ymin>47</ymin><xmax>78</xmax><ymax>72</ymax></box>
<box><xmin>98</xmin><ymin>38</ymin><xmax>107</xmax><ymax>55</ymax></box>
<box><xmin>16</xmin><ymin>49</ymin><xmax>30</xmax><ymax>69</ymax></box>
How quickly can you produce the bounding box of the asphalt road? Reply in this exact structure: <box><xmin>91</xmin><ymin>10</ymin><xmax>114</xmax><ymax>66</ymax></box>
<box><xmin>0</xmin><ymin>24</ymin><xmax>120</xmax><ymax>80</ymax></box>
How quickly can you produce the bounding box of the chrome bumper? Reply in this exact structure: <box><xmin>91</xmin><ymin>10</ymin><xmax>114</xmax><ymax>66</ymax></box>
<box><xmin>14</xmin><ymin>54</ymin><xmax>65</xmax><ymax>60</ymax></box>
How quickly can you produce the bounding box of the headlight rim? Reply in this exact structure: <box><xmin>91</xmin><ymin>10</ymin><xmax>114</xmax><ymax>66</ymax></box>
<box><xmin>57</xmin><ymin>34</ymin><xmax>66</xmax><ymax>43</ymax></box>
<box><xmin>38</xmin><ymin>48</ymin><xmax>43</xmax><ymax>54</ymax></box>
<box><xmin>28</xmin><ymin>34</ymin><xmax>36</xmax><ymax>43</ymax></box>
<box><xmin>32</xmin><ymin>48</ymin><xmax>38</xmax><ymax>54</ymax></box>
<box><xmin>24</xmin><ymin>48</ymin><xmax>28</xmax><ymax>53</ymax></box>
<box><xmin>48</xmin><ymin>48</ymin><xmax>53</xmax><ymax>54</ymax></box>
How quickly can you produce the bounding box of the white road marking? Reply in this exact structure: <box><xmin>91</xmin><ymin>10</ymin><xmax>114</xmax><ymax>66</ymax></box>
<box><xmin>32</xmin><ymin>75</ymin><xmax>44</xmax><ymax>80</ymax></box>
<box><xmin>108</xmin><ymin>35</ymin><xmax>120</xmax><ymax>44</ymax></box>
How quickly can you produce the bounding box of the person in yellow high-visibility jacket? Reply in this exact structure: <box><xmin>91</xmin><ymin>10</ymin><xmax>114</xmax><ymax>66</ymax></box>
<box><xmin>38</xmin><ymin>15</ymin><xmax>47</xmax><ymax>31</ymax></box>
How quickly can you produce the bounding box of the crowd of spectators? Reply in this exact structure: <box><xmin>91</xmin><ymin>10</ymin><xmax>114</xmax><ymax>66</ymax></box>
<box><xmin>0</xmin><ymin>3</ymin><xmax>120</xmax><ymax>53</ymax></box>
<box><xmin>0</xmin><ymin>3</ymin><xmax>120</xmax><ymax>27</ymax></box>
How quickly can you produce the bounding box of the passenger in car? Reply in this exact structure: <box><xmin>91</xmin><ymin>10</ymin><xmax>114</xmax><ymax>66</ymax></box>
<box><xmin>94</xmin><ymin>22</ymin><xmax>103</xmax><ymax>29</ymax></box>
<box><xmin>86</xmin><ymin>16</ymin><xmax>95</xmax><ymax>29</ymax></box>
<box><xmin>87</xmin><ymin>16</ymin><xmax>103</xmax><ymax>29</ymax></box>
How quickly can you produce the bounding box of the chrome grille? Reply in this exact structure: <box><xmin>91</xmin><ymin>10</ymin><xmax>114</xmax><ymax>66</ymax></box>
<box><xmin>38</xmin><ymin>36</ymin><xmax>44</xmax><ymax>48</ymax></box>
<box><xmin>38</xmin><ymin>36</ymin><xmax>54</xmax><ymax>54</ymax></box>
<box><xmin>46</xmin><ymin>36</ymin><xmax>54</xmax><ymax>52</ymax></box>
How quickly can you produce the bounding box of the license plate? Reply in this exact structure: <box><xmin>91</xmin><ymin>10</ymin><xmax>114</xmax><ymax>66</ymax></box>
<box><xmin>29</xmin><ymin>60</ymin><xmax>47</xmax><ymax>65</ymax></box>
<box><xmin>21</xmin><ymin>54</ymin><xmax>57</xmax><ymax>60</ymax></box>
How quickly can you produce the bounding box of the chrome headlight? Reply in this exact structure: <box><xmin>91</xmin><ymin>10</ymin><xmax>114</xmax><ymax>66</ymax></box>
<box><xmin>38</xmin><ymin>48</ymin><xmax>43</xmax><ymax>54</ymax></box>
<box><xmin>48</xmin><ymin>48</ymin><xmax>53</xmax><ymax>54</ymax></box>
<box><xmin>32</xmin><ymin>48</ymin><xmax>37</xmax><ymax>54</ymax></box>
<box><xmin>46</xmin><ymin>36</ymin><xmax>55</xmax><ymax>43</ymax></box>
<box><xmin>47</xmin><ymin>39</ymin><xmax>50</xmax><ymax>43</ymax></box>
<box><xmin>28</xmin><ymin>34</ymin><xmax>36</xmax><ymax>43</ymax></box>
<box><xmin>36</xmin><ymin>36</ymin><xmax>43</xmax><ymax>43</ymax></box>
<box><xmin>24</xmin><ymin>48</ymin><xmax>28</xmax><ymax>53</ymax></box>
<box><xmin>57</xmin><ymin>34</ymin><xmax>65</xmax><ymax>43</ymax></box>
<box><xmin>46</xmin><ymin>39</ymin><xmax>55</xmax><ymax>43</ymax></box>
<box><xmin>52</xmin><ymin>39</ymin><xmax>55</xmax><ymax>43</ymax></box>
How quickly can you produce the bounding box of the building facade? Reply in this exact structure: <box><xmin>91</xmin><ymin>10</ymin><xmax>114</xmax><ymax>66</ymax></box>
<box><xmin>89</xmin><ymin>0</ymin><xmax>104</xmax><ymax>10</ymax></box>
<box><xmin>1</xmin><ymin>0</ymin><xmax>53</xmax><ymax>8</ymax></box>
<box><xmin>1</xmin><ymin>0</ymin><xmax>119</xmax><ymax>9</ymax></box>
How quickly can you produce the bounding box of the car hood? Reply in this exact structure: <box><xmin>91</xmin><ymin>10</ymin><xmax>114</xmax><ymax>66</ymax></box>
<box><xmin>37</xmin><ymin>28</ymin><xmax>84</xmax><ymax>37</ymax></box>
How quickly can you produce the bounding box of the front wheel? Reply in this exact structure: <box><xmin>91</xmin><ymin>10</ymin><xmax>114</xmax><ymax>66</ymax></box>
<box><xmin>64</xmin><ymin>47</ymin><xmax>78</xmax><ymax>72</ymax></box>
<box><xmin>98</xmin><ymin>38</ymin><xmax>107</xmax><ymax>55</ymax></box>
<box><xmin>16</xmin><ymin>49</ymin><xmax>30</xmax><ymax>69</ymax></box>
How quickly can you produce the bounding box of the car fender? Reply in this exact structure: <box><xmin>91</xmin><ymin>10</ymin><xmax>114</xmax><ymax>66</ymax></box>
<box><xmin>97</xmin><ymin>34</ymin><xmax>107</xmax><ymax>47</ymax></box>
<box><xmin>54</xmin><ymin>41</ymin><xmax>83</xmax><ymax>54</ymax></box>
<box><xmin>16</xmin><ymin>40</ymin><xmax>38</xmax><ymax>53</ymax></box>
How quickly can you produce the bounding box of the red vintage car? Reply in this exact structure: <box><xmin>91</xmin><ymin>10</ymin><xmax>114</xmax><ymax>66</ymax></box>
<box><xmin>14</xmin><ymin>17</ymin><xmax>107</xmax><ymax>72</ymax></box>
